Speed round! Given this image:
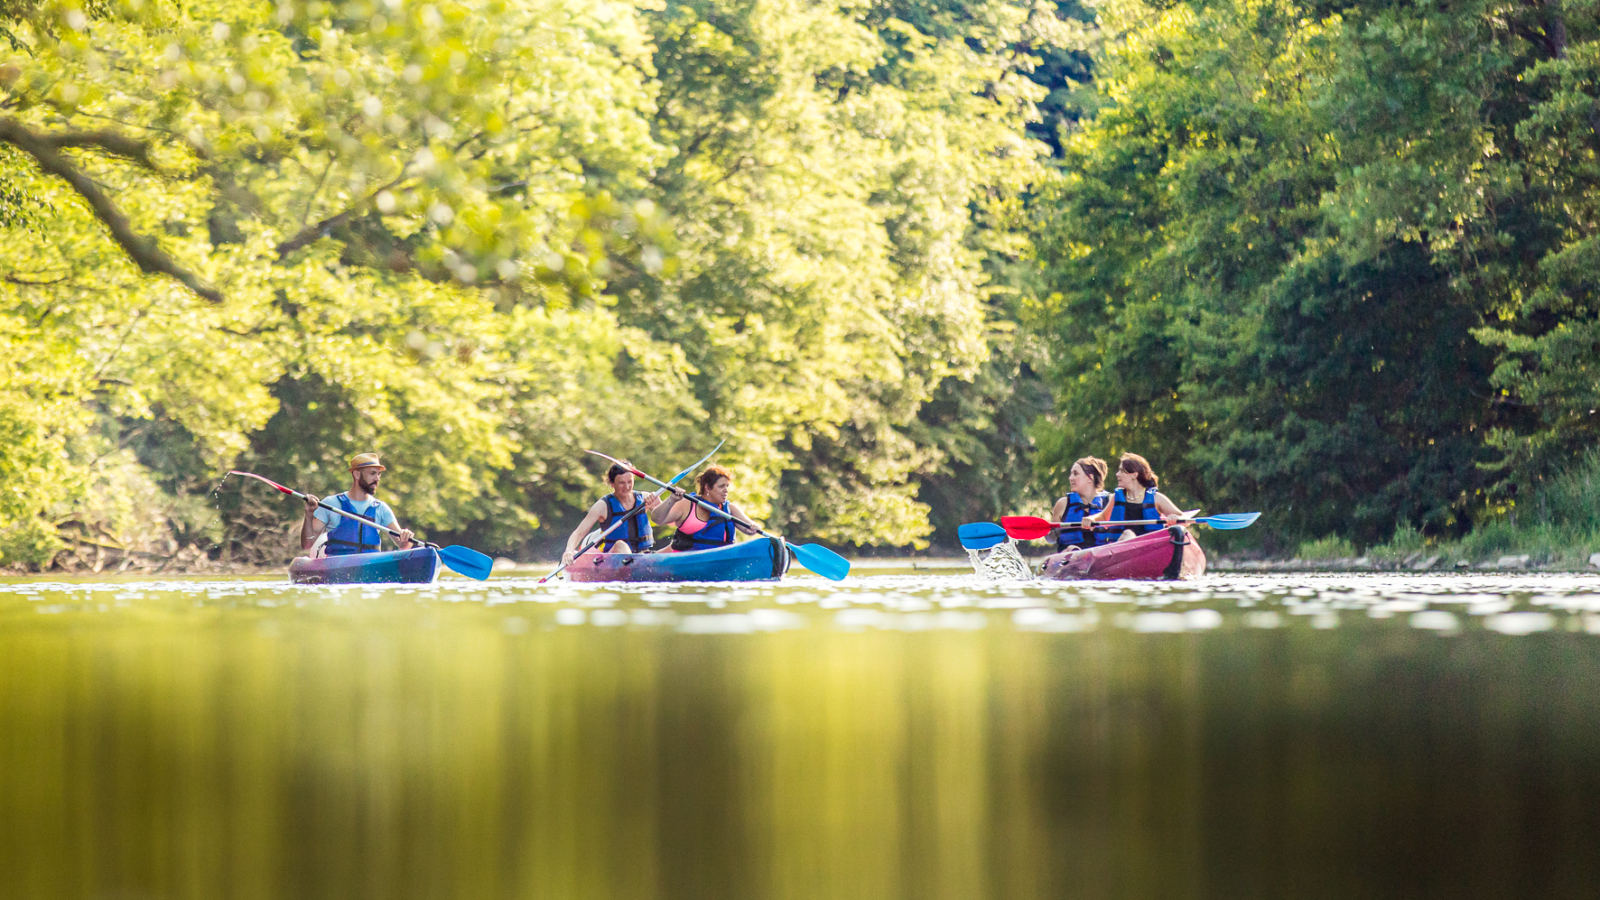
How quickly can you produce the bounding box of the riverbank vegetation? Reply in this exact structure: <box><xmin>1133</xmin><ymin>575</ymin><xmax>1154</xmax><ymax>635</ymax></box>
<box><xmin>1282</xmin><ymin>452</ymin><xmax>1600</xmax><ymax>570</ymax></box>
<box><xmin>0</xmin><ymin>0</ymin><xmax>1062</xmax><ymax>566</ymax></box>
<box><xmin>5</xmin><ymin>0</ymin><xmax>1600</xmax><ymax>569</ymax></box>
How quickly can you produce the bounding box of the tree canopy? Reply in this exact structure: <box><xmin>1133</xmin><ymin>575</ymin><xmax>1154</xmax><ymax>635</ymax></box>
<box><xmin>11</xmin><ymin>0</ymin><xmax>1600</xmax><ymax>567</ymax></box>
<box><xmin>1029</xmin><ymin>0</ymin><xmax>1600</xmax><ymax>547</ymax></box>
<box><xmin>1</xmin><ymin>0</ymin><xmax>1062</xmax><ymax>565</ymax></box>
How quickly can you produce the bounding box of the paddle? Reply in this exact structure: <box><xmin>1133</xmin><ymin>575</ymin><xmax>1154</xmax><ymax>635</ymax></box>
<box><xmin>230</xmin><ymin>471</ymin><xmax>495</xmax><ymax>580</ymax></box>
<box><xmin>1000</xmin><ymin>512</ymin><xmax>1261</xmax><ymax>541</ymax></box>
<box><xmin>538</xmin><ymin>440</ymin><xmax>725</xmax><ymax>584</ymax></box>
<box><xmin>957</xmin><ymin>522</ymin><xmax>1009</xmax><ymax>550</ymax></box>
<box><xmin>585</xmin><ymin>450</ymin><xmax>851</xmax><ymax>582</ymax></box>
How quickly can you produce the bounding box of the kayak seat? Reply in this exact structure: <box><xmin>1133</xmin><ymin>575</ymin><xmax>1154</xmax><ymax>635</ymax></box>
<box><xmin>1163</xmin><ymin>526</ymin><xmax>1191</xmax><ymax>580</ymax></box>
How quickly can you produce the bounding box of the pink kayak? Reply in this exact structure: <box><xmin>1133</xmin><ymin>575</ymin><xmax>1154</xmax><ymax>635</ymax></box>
<box><xmin>1038</xmin><ymin>526</ymin><xmax>1206</xmax><ymax>580</ymax></box>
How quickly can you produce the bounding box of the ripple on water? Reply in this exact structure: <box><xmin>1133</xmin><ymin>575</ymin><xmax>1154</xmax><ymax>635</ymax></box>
<box><xmin>3</xmin><ymin>571</ymin><xmax>1600</xmax><ymax>635</ymax></box>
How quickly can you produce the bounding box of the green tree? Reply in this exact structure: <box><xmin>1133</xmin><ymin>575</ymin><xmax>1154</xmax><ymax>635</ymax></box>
<box><xmin>0</xmin><ymin>0</ymin><xmax>692</xmax><ymax>563</ymax></box>
<box><xmin>1029</xmin><ymin>0</ymin><xmax>1560</xmax><ymax>545</ymax></box>
<box><xmin>610</xmin><ymin>0</ymin><xmax>1057</xmax><ymax>547</ymax></box>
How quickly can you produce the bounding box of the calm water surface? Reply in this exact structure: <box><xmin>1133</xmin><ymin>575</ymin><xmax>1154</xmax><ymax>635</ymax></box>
<box><xmin>4</xmin><ymin>569</ymin><xmax>1600</xmax><ymax>900</ymax></box>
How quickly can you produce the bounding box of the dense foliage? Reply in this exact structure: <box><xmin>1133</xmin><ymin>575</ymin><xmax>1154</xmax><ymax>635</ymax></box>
<box><xmin>1030</xmin><ymin>0</ymin><xmax>1600</xmax><ymax>547</ymax></box>
<box><xmin>11</xmin><ymin>0</ymin><xmax>1600</xmax><ymax>567</ymax></box>
<box><xmin>0</xmin><ymin>0</ymin><xmax>1063</xmax><ymax>565</ymax></box>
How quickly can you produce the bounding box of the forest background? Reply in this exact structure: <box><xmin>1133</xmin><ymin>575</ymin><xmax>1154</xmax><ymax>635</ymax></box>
<box><xmin>3</xmin><ymin>0</ymin><xmax>1600</xmax><ymax>569</ymax></box>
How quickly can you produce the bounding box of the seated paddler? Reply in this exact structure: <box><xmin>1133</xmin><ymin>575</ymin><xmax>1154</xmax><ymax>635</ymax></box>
<box><xmin>300</xmin><ymin>453</ymin><xmax>414</xmax><ymax>557</ymax></box>
<box><xmin>1085</xmin><ymin>452</ymin><xmax>1185</xmax><ymax>542</ymax></box>
<box><xmin>562</xmin><ymin>462</ymin><xmax>664</xmax><ymax>565</ymax></box>
<box><xmin>650</xmin><ymin>465</ymin><xmax>761</xmax><ymax>551</ymax></box>
<box><xmin>1048</xmin><ymin>456</ymin><xmax>1111</xmax><ymax>552</ymax></box>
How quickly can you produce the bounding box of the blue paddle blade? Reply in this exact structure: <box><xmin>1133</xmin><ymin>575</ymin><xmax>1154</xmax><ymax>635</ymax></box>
<box><xmin>439</xmin><ymin>545</ymin><xmax>494</xmax><ymax>580</ymax></box>
<box><xmin>958</xmin><ymin>522</ymin><xmax>1008</xmax><ymax>550</ymax></box>
<box><xmin>789</xmin><ymin>542</ymin><xmax>850</xmax><ymax>581</ymax></box>
<box><xmin>1197</xmin><ymin>512</ymin><xmax>1260</xmax><ymax>530</ymax></box>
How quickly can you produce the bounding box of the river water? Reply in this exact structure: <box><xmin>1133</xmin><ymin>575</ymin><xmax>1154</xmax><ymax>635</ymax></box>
<box><xmin>4</xmin><ymin>567</ymin><xmax>1600</xmax><ymax>899</ymax></box>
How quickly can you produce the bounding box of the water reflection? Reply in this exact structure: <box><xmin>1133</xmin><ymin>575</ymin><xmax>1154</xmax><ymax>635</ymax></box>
<box><xmin>2</xmin><ymin>574</ymin><xmax>1600</xmax><ymax>899</ymax></box>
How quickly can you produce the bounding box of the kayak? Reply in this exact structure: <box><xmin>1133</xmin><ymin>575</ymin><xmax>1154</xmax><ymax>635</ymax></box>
<box><xmin>566</xmin><ymin>536</ymin><xmax>792</xmax><ymax>583</ymax></box>
<box><xmin>1038</xmin><ymin>526</ymin><xmax>1206</xmax><ymax>580</ymax></box>
<box><xmin>289</xmin><ymin>547</ymin><xmax>442</xmax><ymax>585</ymax></box>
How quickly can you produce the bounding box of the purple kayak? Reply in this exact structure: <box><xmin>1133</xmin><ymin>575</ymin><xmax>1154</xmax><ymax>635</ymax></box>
<box><xmin>1039</xmin><ymin>526</ymin><xmax>1206</xmax><ymax>580</ymax></box>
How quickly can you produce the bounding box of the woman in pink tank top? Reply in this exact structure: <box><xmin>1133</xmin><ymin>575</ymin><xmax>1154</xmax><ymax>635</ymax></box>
<box><xmin>652</xmin><ymin>465</ymin><xmax>761</xmax><ymax>552</ymax></box>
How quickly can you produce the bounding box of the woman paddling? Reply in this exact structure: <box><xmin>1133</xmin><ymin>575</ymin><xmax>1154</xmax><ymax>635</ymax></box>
<box><xmin>561</xmin><ymin>463</ymin><xmax>663</xmax><ymax>565</ymax></box>
<box><xmin>1087</xmin><ymin>453</ymin><xmax>1184</xmax><ymax>542</ymax></box>
<box><xmin>1048</xmin><ymin>456</ymin><xmax>1111</xmax><ymax>552</ymax></box>
<box><xmin>651</xmin><ymin>465</ymin><xmax>761</xmax><ymax>551</ymax></box>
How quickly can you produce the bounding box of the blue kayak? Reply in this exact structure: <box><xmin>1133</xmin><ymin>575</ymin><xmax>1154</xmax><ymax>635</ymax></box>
<box><xmin>289</xmin><ymin>547</ymin><xmax>442</xmax><ymax>585</ymax></box>
<box><xmin>567</xmin><ymin>537</ymin><xmax>792</xmax><ymax>583</ymax></box>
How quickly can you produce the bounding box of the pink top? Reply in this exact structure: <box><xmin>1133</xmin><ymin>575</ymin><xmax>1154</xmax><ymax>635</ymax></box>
<box><xmin>676</xmin><ymin>503</ymin><xmax>712</xmax><ymax>534</ymax></box>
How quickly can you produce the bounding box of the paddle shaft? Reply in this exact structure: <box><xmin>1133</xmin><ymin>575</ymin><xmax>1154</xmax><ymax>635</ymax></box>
<box><xmin>229</xmin><ymin>471</ymin><xmax>428</xmax><ymax>549</ymax></box>
<box><xmin>587</xmin><ymin>488</ymin><xmax>666</xmax><ymax>547</ymax></box>
<box><xmin>1049</xmin><ymin>518</ymin><xmax>1201</xmax><ymax>529</ymax></box>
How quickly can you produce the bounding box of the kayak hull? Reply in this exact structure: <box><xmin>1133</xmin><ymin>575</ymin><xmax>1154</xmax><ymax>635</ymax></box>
<box><xmin>567</xmin><ymin>537</ymin><xmax>791</xmax><ymax>583</ymax></box>
<box><xmin>1038</xmin><ymin>526</ymin><xmax>1206</xmax><ymax>581</ymax></box>
<box><xmin>289</xmin><ymin>547</ymin><xmax>442</xmax><ymax>585</ymax></box>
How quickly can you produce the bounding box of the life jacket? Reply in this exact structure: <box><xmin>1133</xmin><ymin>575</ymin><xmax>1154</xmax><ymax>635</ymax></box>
<box><xmin>597</xmin><ymin>492</ymin><xmax>652</xmax><ymax>552</ymax></box>
<box><xmin>325</xmin><ymin>493</ymin><xmax>384</xmax><ymax>556</ymax></box>
<box><xmin>1056</xmin><ymin>490</ymin><xmax>1110</xmax><ymax>551</ymax></box>
<box><xmin>670</xmin><ymin>493</ymin><xmax>735</xmax><ymax>551</ymax></box>
<box><xmin>1108</xmin><ymin>487</ymin><xmax>1163</xmax><ymax>537</ymax></box>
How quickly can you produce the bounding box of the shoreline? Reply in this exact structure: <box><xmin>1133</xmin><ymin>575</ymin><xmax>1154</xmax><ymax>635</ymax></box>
<box><xmin>7</xmin><ymin>552</ymin><xmax>1600</xmax><ymax>580</ymax></box>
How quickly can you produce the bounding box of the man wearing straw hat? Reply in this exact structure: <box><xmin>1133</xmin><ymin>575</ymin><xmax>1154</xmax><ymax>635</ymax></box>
<box><xmin>300</xmin><ymin>453</ymin><xmax>415</xmax><ymax>556</ymax></box>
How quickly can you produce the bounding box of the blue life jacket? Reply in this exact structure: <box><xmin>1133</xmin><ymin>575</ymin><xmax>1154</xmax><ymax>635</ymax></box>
<box><xmin>597</xmin><ymin>492</ymin><xmax>652</xmax><ymax>552</ymax></box>
<box><xmin>1108</xmin><ymin>487</ymin><xmax>1163</xmax><ymax>537</ymax></box>
<box><xmin>672</xmin><ymin>493</ymin><xmax>735</xmax><ymax>550</ymax></box>
<box><xmin>325</xmin><ymin>493</ymin><xmax>384</xmax><ymax>556</ymax></box>
<box><xmin>1056</xmin><ymin>490</ymin><xmax>1110</xmax><ymax>551</ymax></box>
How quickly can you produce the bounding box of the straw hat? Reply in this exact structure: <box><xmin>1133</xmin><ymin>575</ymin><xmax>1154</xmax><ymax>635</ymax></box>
<box><xmin>348</xmin><ymin>453</ymin><xmax>387</xmax><ymax>472</ymax></box>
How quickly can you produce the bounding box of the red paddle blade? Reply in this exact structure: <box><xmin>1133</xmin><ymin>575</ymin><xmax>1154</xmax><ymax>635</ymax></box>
<box><xmin>230</xmin><ymin>470</ymin><xmax>293</xmax><ymax>494</ymax></box>
<box><xmin>1000</xmin><ymin>515</ymin><xmax>1054</xmax><ymax>541</ymax></box>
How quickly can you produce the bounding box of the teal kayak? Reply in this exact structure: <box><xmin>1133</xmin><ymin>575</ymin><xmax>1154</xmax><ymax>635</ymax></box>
<box><xmin>566</xmin><ymin>537</ymin><xmax>791</xmax><ymax>583</ymax></box>
<box><xmin>289</xmin><ymin>547</ymin><xmax>442</xmax><ymax>585</ymax></box>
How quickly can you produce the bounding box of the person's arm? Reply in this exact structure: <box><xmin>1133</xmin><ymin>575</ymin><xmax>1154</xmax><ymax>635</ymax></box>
<box><xmin>301</xmin><ymin>494</ymin><xmax>328</xmax><ymax>550</ymax></box>
<box><xmin>1046</xmin><ymin>496</ymin><xmax>1069</xmax><ymax>544</ymax></box>
<box><xmin>562</xmin><ymin>501</ymin><xmax>608</xmax><ymax>564</ymax></box>
<box><xmin>1153</xmin><ymin>491</ymin><xmax>1185</xmax><ymax>526</ymax></box>
<box><xmin>651</xmin><ymin>493</ymin><xmax>689</xmax><ymax>527</ymax></box>
<box><xmin>369</xmin><ymin>503</ymin><xmax>414</xmax><ymax>550</ymax></box>
<box><xmin>726</xmin><ymin>502</ymin><xmax>761</xmax><ymax>535</ymax></box>
<box><xmin>1086</xmin><ymin>500</ymin><xmax>1114</xmax><ymax>526</ymax></box>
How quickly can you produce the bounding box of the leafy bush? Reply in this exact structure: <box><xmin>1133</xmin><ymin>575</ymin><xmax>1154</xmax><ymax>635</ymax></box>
<box><xmin>0</xmin><ymin>517</ymin><xmax>63</xmax><ymax>569</ymax></box>
<box><xmin>1297</xmin><ymin>535</ymin><xmax>1355</xmax><ymax>560</ymax></box>
<box><xmin>1369</xmin><ymin>523</ymin><xmax>1428</xmax><ymax>563</ymax></box>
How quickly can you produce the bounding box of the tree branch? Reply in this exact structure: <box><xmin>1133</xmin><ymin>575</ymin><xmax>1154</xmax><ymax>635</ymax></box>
<box><xmin>6</xmin><ymin>272</ymin><xmax>69</xmax><ymax>285</ymax></box>
<box><xmin>40</xmin><ymin>128</ymin><xmax>159</xmax><ymax>167</ymax></box>
<box><xmin>274</xmin><ymin>172</ymin><xmax>410</xmax><ymax>259</ymax></box>
<box><xmin>0</xmin><ymin>117</ymin><xmax>222</xmax><ymax>302</ymax></box>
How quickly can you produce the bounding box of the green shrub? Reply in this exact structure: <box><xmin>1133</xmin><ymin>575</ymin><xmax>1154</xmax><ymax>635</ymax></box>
<box><xmin>1298</xmin><ymin>535</ymin><xmax>1355</xmax><ymax>560</ymax></box>
<box><xmin>0</xmin><ymin>517</ymin><xmax>64</xmax><ymax>569</ymax></box>
<box><xmin>1368</xmin><ymin>523</ymin><xmax>1427</xmax><ymax>563</ymax></box>
<box><xmin>1532</xmin><ymin>451</ymin><xmax>1600</xmax><ymax>532</ymax></box>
